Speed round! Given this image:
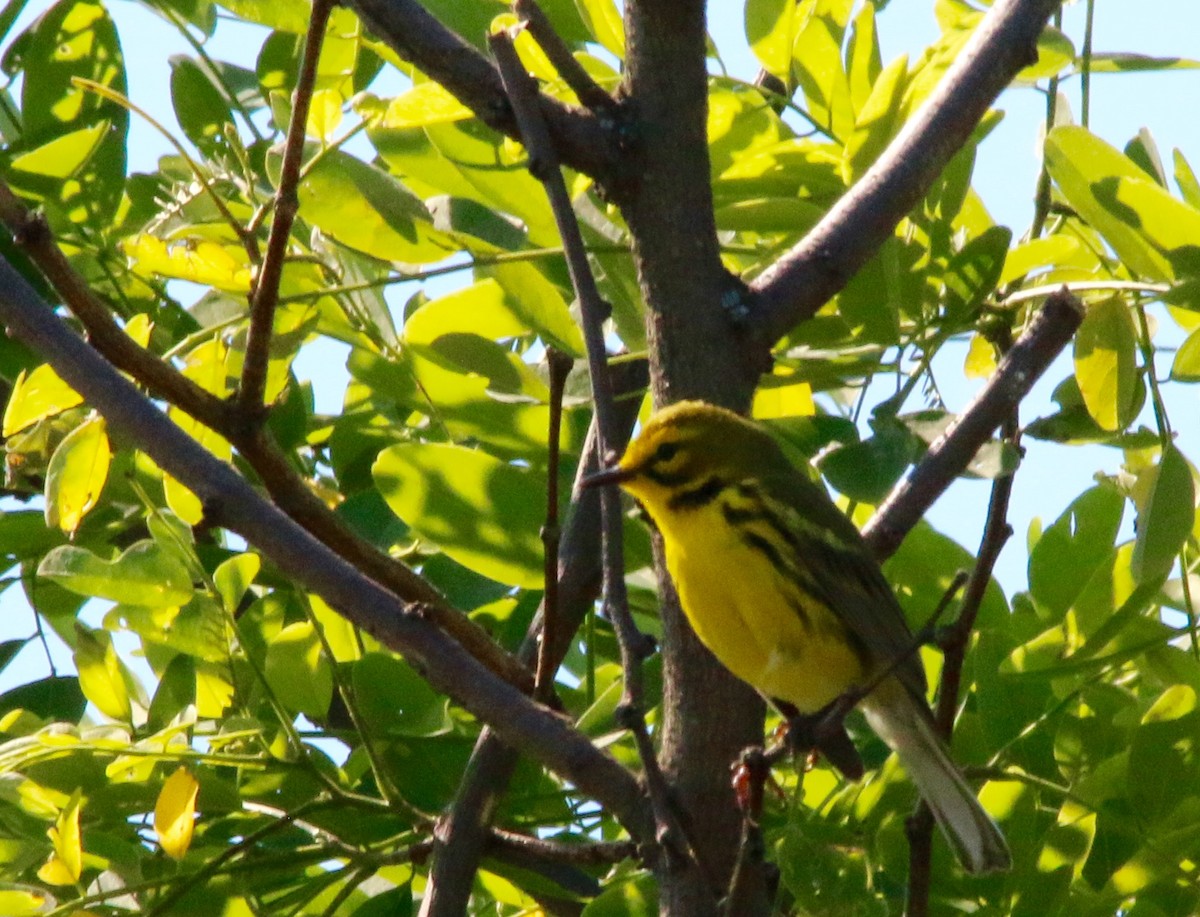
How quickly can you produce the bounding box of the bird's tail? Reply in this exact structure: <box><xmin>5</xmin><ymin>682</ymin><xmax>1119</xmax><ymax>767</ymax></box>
<box><xmin>861</xmin><ymin>680</ymin><xmax>1011</xmax><ymax>874</ymax></box>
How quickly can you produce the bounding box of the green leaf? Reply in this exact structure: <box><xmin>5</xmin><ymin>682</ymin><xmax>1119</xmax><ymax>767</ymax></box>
<box><xmin>352</xmin><ymin>653</ymin><xmax>450</xmax><ymax>737</ymax></box>
<box><xmin>479</xmin><ymin>261</ymin><xmax>586</xmax><ymax>357</ymax></box>
<box><xmin>373</xmin><ymin>442</ymin><xmax>546</xmax><ymax>588</ymax></box>
<box><xmin>212</xmin><ymin>0</ymin><xmax>310</xmax><ymax>33</ymax></box>
<box><xmin>1046</xmin><ymin>125</ymin><xmax>1200</xmax><ymax>281</ymax></box>
<box><xmin>2</xmin><ymin>364</ymin><xmax>84</xmax><ymax>436</ymax></box>
<box><xmin>15</xmin><ymin>0</ymin><xmax>128</xmax><ymax>224</ymax></box>
<box><xmin>1018</xmin><ymin>25</ymin><xmax>1075</xmax><ymax>81</ymax></box>
<box><xmin>38</xmin><ymin>541</ymin><xmax>195</xmax><ymax>607</ymax></box>
<box><xmin>1174</xmin><ymin>148</ymin><xmax>1200</xmax><ymax>210</ymax></box>
<box><xmin>73</xmin><ymin>623</ymin><xmax>132</xmax><ymax>721</ymax></box>
<box><xmin>44</xmin><ymin>415</ymin><xmax>110</xmax><ymax>535</ymax></box>
<box><xmin>147</xmin><ymin>654</ymin><xmax>197</xmax><ymax>732</ymax></box>
<box><xmin>1170</xmin><ymin>326</ymin><xmax>1200</xmax><ymax>381</ymax></box>
<box><xmin>942</xmin><ymin>225</ymin><xmax>1012</xmax><ymax>322</ymax></box>
<box><xmin>1131</xmin><ymin>444</ymin><xmax>1195</xmax><ymax>585</ymax></box>
<box><xmin>573</xmin><ymin>0</ymin><xmax>624</xmax><ymax>58</ymax></box>
<box><xmin>0</xmin><ymin>675</ymin><xmax>85</xmax><ymax>721</ymax></box>
<box><xmin>379</xmin><ymin>80</ymin><xmax>473</xmax><ymax>129</ymax></box>
<box><xmin>818</xmin><ymin>422</ymin><xmax>914</xmax><ymax>504</ymax></box>
<box><xmin>745</xmin><ymin>0</ymin><xmax>804</xmax><ymax>79</ymax></box>
<box><xmin>843</xmin><ymin>54</ymin><xmax>909</xmax><ymax>182</ymax></box>
<box><xmin>791</xmin><ymin>3</ymin><xmax>854</xmax><ymax>141</ymax></box>
<box><xmin>404</xmin><ymin>277</ymin><xmax>582</xmax><ymax>358</ymax></box>
<box><xmin>1028</xmin><ymin>485</ymin><xmax>1124</xmax><ymax>619</ymax></box>
<box><xmin>264</xmin><ymin>622</ymin><xmax>332</xmax><ymax>720</ymax></box>
<box><xmin>295</xmin><ymin>149</ymin><xmax>457</xmax><ymax>264</ymax></box>
<box><xmin>580</xmin><ymin>872</ymin><xmax>657</xmax><ymax>916</ymax></box>
<box><xmin>1073</xmin><ymin>298</ymin><xmax>1139</xmax><ymax>432</ymax></box>
<box><xmin>1084</xmin><ymin>53</ymin><xmax>1200</xmax><ymax>73</ymax></box>
<box><xmin>170</xmin><ymin>55</ymin><xmax>236</xmax><ymax>155</ymax></box>
<box><xmin>214</xmin><ymin>553</ymin><xmax>260</xmax><ymax>615</ymax></box>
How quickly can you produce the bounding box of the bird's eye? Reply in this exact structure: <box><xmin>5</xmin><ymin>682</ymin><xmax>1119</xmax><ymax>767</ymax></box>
<box><xmin>653</xmin><ymin>441</ymin><xmax>680</xmax><ymax>464</ymax></box>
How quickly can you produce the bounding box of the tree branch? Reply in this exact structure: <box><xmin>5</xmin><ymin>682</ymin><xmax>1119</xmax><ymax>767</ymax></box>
<box><xmin>863</xmin><ymin>289</ymin><xmax>1082</xmax><ymax>560</ymax></box>
<box><xmin>491</xmin><ymin>18</ymin><xmax>692</xmax><ymax>869</ymax></box>
<box><xmin>422</xmin><ymin>361</ymin><xmax>647</xmax><ymax>917</ymax></box>
<box><xmin>239</xmin><ymin>0</ymin><xmax>334</xmax><ymax>412</ymax></box>
<box><xmin>345</xmin><ymin>0</ymin><xmax>626</xmax><ymax>189</ymax></box>
<box><xmin>0</xmin><ymin>255</ymin><xmax>653</xmax><ymax>845</ymax></box>
<box><xmin>514</xmin><ymin>0</ymin><xmax>617</xmax><ymax>113</ymax></box>
<box><xmin>0</xmin><ymin>177</ymin><xmax>534</xmax><ymax>697</ymax></box>
<box><xmin>747</xmin><ymin>0</ymin><xmax>1064</xmax><ymax>357</ymax></box>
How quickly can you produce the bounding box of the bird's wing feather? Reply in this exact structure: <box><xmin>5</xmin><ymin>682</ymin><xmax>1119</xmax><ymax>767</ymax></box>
<box><xmin>758</xmin><ymin>470</ymin><xmax>928</xmax><ymax>699</ymax></box>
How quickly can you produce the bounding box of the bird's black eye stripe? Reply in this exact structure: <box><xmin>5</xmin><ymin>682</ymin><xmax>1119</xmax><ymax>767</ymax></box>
<box><xmin>652</xmin><ymin>441</ymin><xmax>680</xmax><ymax>465</ymax></box>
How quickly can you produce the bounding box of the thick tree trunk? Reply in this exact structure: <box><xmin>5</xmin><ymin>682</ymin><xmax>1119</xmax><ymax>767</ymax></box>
<box><xmin>621</xmin><ymin>1</ymin><xmax>769</xmax><ymax>911</ymax></box>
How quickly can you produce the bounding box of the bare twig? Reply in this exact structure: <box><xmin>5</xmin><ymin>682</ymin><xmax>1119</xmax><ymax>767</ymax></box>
<box><xmin>863</xmin><ymin>288</ymin><xmax>1083</xmax><ymax>560</ymax></box>
<box><xmin>239</xmin><ymin>0</ymin><xmax>334</xmax><ymax>412</ymax></box>
<box><xmin>515</xmin><ymin>0</ymin><xmax>617</xmax><ymax>113</ymax></box>
<box><xmin>536</xmin><ymin>347</ymin><xmax>575</xmax><ymax>701</ymax></box>
<box><xmin>0</xmin><ymin>180</ymin><xmax>239</xmax><ymax>434</ymax></box>
<box><xmin>747</xmin><ymin>0</ymin><xmax>1064</xmax><ymax>359</ymax></box>
<box><xmin>490</xmin><ymin>25</ymin><xmax>691</xmax><ymax>873</ymax></box>
<box><xmin>0</xmin><ymin>255</ymin><xmax>654</xmax><ymax>846</ymax></box>
<box><xmin>0</xmin><ymin>177</ymin><xmax>535</xmax><ymax>697</ymax></box>
<box><xmin>906</xmin><ymin>414</ymin><xmax>1018</xmax><ymax>915</ymax></box>
<box><xmin>422</xmin><ymin>362</ymin><xmax>646</xmax><ymax>917</ymax></box>
<box><xmin>345</xmin><ymin>0</ymin><xmax>624</xmax><ymax>189</ymax></box>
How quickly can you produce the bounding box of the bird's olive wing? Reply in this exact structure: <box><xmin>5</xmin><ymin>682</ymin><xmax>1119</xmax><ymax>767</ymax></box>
<box><xmin>756</xmin><ymin>471</ymin><xmax>928</xmax><ymax>699</ymax></box>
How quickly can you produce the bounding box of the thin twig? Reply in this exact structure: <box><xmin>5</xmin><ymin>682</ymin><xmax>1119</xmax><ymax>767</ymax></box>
<box><xmin>0</xmin><ymin>177</ymin><xmax>536</xmax><ymax>697</ymax></box>
<box><xmin>905</xmin><ymin>413</ymin><xmax>1018</xmax><ymax>915</ymax></box>
<box><xmin>422</xmin><ymin>361</ymin><xmax>647</xmax><ymax>917</ymax></box>
<box><xmin>864</xmin><ymin>288</ymin><xmax>1083</xmax><ymax>561</ymax></box>
<box><xmin>0</xmin><ymin>255</ymin><xmax>655</xmax><ymax>848</ymax></box>
<box><xmin>346</xmin><ymin>0</ymin><xmax>624</xmax><ymax>188</ymax></box>
<box><xmin>536</xmin><ymin>347</ymin><xmax>575</xmax><ymax>701</ymax></box>
<box><xmin>515</xmin><ymin>0</ymin><xmax>617</xmax><ymax>113</ymax></box>
<box><xmin>239</xmin><ymin>0</ymin><xmax>334</xmax><ymax>412</ymax></box>
<box><xmin>489</xmin><ymin>25</ymin><xmax>690</xmax><ymax>873</ymax></box>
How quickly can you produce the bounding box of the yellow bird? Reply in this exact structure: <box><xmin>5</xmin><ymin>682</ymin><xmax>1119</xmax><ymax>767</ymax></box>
<box><xmin>588</xmin><ymin>400</ymin><xmax>1010</xmax><ymax>874</ymax></box>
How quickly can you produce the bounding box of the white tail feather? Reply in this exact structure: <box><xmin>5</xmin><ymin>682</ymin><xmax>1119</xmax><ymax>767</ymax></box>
<box><xmin>861</xmin><ymin>686</ymin><xmax>1011</xmax><ymax>874</ymax></box>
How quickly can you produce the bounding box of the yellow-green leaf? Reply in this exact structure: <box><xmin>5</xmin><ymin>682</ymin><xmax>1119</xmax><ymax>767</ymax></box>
<box><xmin>964</xmin><ymin>332</ymin><xmax>998</xmax><ymax>379</ymax></box>
<box><xmin>44</xmin><ymin>415</ymin><xmax>111</xmax><ymax>535</ymax></box>
<box><xmin>1170</xmin><ymin>326</ymin><xmax>1200</xmax><ymax>381</ymax></box>
<box><xmin>264</xmin><ymin>622</ymin><xmax>332</xmax><ymax>719</ymax></box>
<box><xmin>154</xmin><ymin>767</ymin><xmax>199</xmax><ymax>861</ymax></box>
<box><xmin>121</xmin><ymin>233</ymin><xmax>253</xmax><ymax>293</ymax></box>
<box><xmin>306</xmin><ymin>88</ymin><xmax>343</xmax><ymax>142</ymax></box>
<box><xmin>74</xmin><ymin>623</ymin><xmax>133</xmax><ymax>721</ymax></box>
<box><xmin>1073</xmin><ymin>298</ymin><xmax>1138</xmax><ymax>432</ymax></box>
<box><xmin>1046</xmin><ymin>126</ymin><xmax>1200</xmax><ymax>282</ymax></box>
<box><xmin>379</xmin><ymin>80</ymin><xmax>473</xmax><ymax>129</ymax></box>
<box><xmin>39</xmin><ymin>541</ymin><xmax>194</xmax><ymax>607</ymax></box>
<box><xmin>38</xmin><ymin>789</ymin><xmax>83</xmax><ymax>886</ymax></box>
<box><xmin>2</xmin><ymin>364</ymin><xmax>84</xmax><ymax>437</ymax></box>
<box><xmin>373</xmin><ymin>442</ymin><xmax>545</xmax><ymax>588</ymax></box>
<box><xmin>1132</xmin><ymin>444</ymin><xmax>1195</xmax><ymax>584</ymax></box>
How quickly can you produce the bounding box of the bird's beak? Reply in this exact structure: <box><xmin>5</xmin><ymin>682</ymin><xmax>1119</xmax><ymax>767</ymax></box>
<box><xmin>581</xmin><ymin>464</ymin><xmax>634</xmax><ymax>489</ymax></box>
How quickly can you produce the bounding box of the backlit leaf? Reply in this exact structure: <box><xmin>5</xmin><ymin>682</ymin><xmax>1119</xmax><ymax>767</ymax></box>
<box><xmin>1073</xmin><ymin>298</ymin><xmax>1139</xmax><ymax>431</ymax></box>
<box><xmin>44</xmin><ymin>415</ymin><xmax>110</xmax><ymax>535</ymax></box>
<box><xmin>1131</xmin><ymin>444</ymin><xmax>1195</xmax><ymax>585</ymax></box>
<box><xmin>39</xmin><ymin>541</ymin><xmax>194</xmax><ymax>607</ymax></box>
<box><xmin>373</xmin><ymin>442</ymin><xmax>545</xmax><ymax>588</ymax></box>
<box><xmin>155</xmin><ymin>767</ymin><xmax>199</xmax><ymax>861</ymax></box>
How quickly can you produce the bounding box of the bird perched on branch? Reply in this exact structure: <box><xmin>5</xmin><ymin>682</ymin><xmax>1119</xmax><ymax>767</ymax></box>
<box><xmin>586</xmin><ymin>400</ymin><xmax>1010</xmax><ymax>874</ymax></box>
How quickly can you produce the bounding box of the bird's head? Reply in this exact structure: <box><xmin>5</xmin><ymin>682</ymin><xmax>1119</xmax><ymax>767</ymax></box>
<box><xmin>584</xmin><ymin>400</ymin><xmax>778</xmax><ymax>512</ymax></box>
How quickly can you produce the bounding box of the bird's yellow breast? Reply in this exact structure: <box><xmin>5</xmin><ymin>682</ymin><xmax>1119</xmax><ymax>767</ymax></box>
<box><xmin>655</xmin><ymin>497</ymin><xmax>868</xmax><ymax>713</ymax></box>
